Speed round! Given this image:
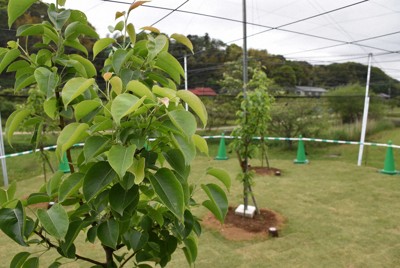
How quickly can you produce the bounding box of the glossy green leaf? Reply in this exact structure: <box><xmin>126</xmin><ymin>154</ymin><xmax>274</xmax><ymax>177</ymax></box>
<box><xmin>58</xmin><ymin>173</ymin><xmax>84</xmax><ymax>202</ymax></box>
<box><xmin>48</xmin><ymin>4</ymin><xmax>71</xmax><ymax>30</ymax></box>
<box><xmin>0</xmin><ymin>201</ymin><xmax>27</xmax><ymax>246</ymax></box>
<box><xmin>129</xmin><ymin>157</ymin><xmax>145</xmax><ymax>184</ymax></box>
<box><xmin>112</xmin><ymin>49</ymin><xmax>133</xmax><ymax>74</ymax></box>
<box><xmin>171</xmin><ymin>33</ymin><xmax>193</xmax><ymax>53</ymax></box>
<box><xmin>0</xmin><ymin>49</ymin><xmax>21</xmax><ymax>74</ymax></box>
<box><xmin>192</xmin><ymin>134</ymin><xmax>208</xmax><ymax>155</ymax></box>
<box><xmin>70</xmin><ymin>54</ymin><xmax>97</xmax><ymax>78</ymax></box>
<box><xmin>149</xmin><ymin>168</ymin><xmax>184</xmax><ymax>221</ymax></box>
<box><xmin>64</xmin><ymin>39</ymin><xmax>88</xmax><ymax>56</ymax></box>
<box><xmin>155</xmin><ymin>51</ymin><xmax>184</xmax><ymax>84</ymax></box>
<box><xmin>83</xmin><ymin>161</ymin><xmax>117</xmax><ymax>201</ymax></box>
<box><xmin>56</xmin><ymin>123</ymin><xmax>89</xmax><ymax>159</ymax></box>
<box><xmin>5</xmin><ymin>109</ymin><xmax>31</xmax><ymax>144</ymax></box>
<box><xmin>64</xmin><ymin>21</ymin><xmax>98</xmax><ymax>40</ymax></box>
<box><xmin>62</xmin><ymin>220</ymin><xmax>87</xmax><ymax>255</ymax></box>
<box><xmin>109</xmin><ymin>184</ymin><xmax>139</xmax><ymax>215</ymax></box>
<box><xmin>97</xmin><ymin>219</ymin><xmax>119</xmax><ymax>249</ymax></box>
<box><xmin>43</xmin><ymin>98</ymin><xmax>58</xmax><ymax>119</ymax></box>
<box><xmin>74</xmin><ymin>100</ymin><xmax>101</xmax><ymax>122</ymax></box>
<box><xmin>206</xmin><ymin>168</ymin><xmax>231</xmax><ymax>191</ymax></box>
<box><xmin>111</xmin><ymin>93</ymin><xmax>144</xmax><ymax>125</ymax></box>
<box><xmin>108</xmin><ymin>144</ymin><xmax>136</xmax><ymax>179</ymax></box>
<box><xmin>37</xmin><ymin>203</ymin><xmax>69</xmax><ymax>240</ymax></box>
<box><xmin>126</xmin><ymin>80</ymin><xmax>155</xmax><ymax>100</ymax></box>
<box><xmin>61</xmin><ymin>77</ymin><xmax>95</xmax><ymax>109</ymax></box>
<box><xmin>168</xmin><ymin>110</ymin><xmax>197</xmax><ymax>138</ymax></box>
<box><xmin>163</xmin><ymin>149</ymin><xmax>188</xmax><ymax>178</ymax></box>
<box><xmin>7</xmin><ymin>0</ymin><xmax>37</xmax><ymax>28</ymax></box>
<box><xmin>183</xmin><ymin>234</ymin><xmax>198</xmax><ymax>264</ymax></box>
<box><xmin>83</xmin><ymin>136</ymin><xmax>110</xmax><ymax>162</ymax></box>
<box><xmin>114</xmin><ymin>21</ymin><xmax>124</xmax><ymax>32</ymax></box>
<box><xmin>6</xmin><ymin>60</ymin><xmax>29</xmax><ymax>72</ymax></box>
<box><xmin>126</xmin><ymin>23</ymin><xmax>136</xmax><ymax>46</ymax></box>
<box><xmin>21</xmin><ymin>257</ymin><xmax>39</xmax><ymax>268</ymax></box>
<box><xmin>110</xmin><ymin>76</ymin><xmax>123</xmax><ymax>95</ymax></box>
<box><xmin>147</xmin><ymin>35</ymin><xmax>168</xmax><ymax>61</ymax></box>
<box><xmin>16</xmin><ymin>24</ymin><xmax>44</xmax><ymax>37</ymax></box>
<box><xmin>34</xmin><ymin>67</ymin><xmax>59</xmax><ymax>98</ymax></box>
<box><xmin>10</xmin><ymin>252</ymin><xmax>31</xmax><ymax>268</ymax></box>
<box><xmin>201</xmin><ymin>183</ymin><xmax>228</xmax><ymax>223</ymax></box>
<box><xmin>14</xmin><ymin>73</ymin><xmax>36</xmax><ymax>92</ymax></box>
<box><xmin>172</xmin><ymin>134</ymin><xmax>196</xmax><ymax>165</ymax></box>
<box><xmin>93</xmin><ymin>38</ymin><xmax>115</xmax><ymax>59</ymax></box>
<box><xmin>0</xmin><ymin>189</ymin><xmax>7</xmax><ymax>205</ymax></box>
<box><xmin>176</xmin><ymin>90</ymin><xmax>208</xmax><ymax>127</ymax></box>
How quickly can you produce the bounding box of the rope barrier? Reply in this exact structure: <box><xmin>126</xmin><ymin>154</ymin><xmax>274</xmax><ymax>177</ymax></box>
<box><xmin>1</xmin><ymin>136</ymin><xmax>399</xmax><ymax>160</ymax></box>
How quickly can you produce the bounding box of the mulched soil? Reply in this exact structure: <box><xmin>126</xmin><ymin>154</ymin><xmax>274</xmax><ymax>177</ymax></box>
<box><xmin>202</xmin><ymin>206</ymin><xmax>285</xmax><ymax>241</ymax></box>
<box><xmin>250</xmin><ymin>166</ymin><xmax>282</xmax><ymax>176</ymax></box>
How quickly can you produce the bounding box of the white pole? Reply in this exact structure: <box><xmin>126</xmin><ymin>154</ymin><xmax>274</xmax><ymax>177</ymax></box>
<box><xmin>0</xmin><ymin>112</ymin><xmax>9</xmax><ymax>187</ymax></box>
<box><xmin>357</xmin><ymin>53</ymin><xmax>373</xmax><ymax>166</ymax></box>
<box><xmin>184</xmin><ymin>53</ymin><xmax>188</xmax><ymax>111</ymax></box>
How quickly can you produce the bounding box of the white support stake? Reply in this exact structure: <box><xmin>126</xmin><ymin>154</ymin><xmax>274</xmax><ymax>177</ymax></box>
<box><xmin>184</xmin><ymin>53</ymin><xmax>188</xmax><ymax>111</ymax></box>
<box><xmin>0</xmin><ymin>112</ymin><xmax>9</xmax><ymax>187</ymax></box>
<box><xmin>358</xmin><ymin>53</ymin><xmax>372</xmax><ymax>166</ymax></box>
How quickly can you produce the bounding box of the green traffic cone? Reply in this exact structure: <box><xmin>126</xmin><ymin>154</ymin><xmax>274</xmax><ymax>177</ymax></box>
<box><xmin>215</xmin><ymin>133</ymin><xmax>228</xmax><ymax>160</ymax></box>
<box><xmin>380</xmin><ymin>141</ymin><xmax>398</xmax><ymax>175</ymax></box>
<box><xmin>294</xmin><ymin>135</ymin><xmax>308</xmax><ymax>164</ymax></box>
<box><xmin>59</xmin><ymin>153</ymin><xmax>71</xmax><ymax>173</ymax></box>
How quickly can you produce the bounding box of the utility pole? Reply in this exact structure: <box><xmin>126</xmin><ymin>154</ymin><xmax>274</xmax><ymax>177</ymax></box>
<box><xmin>357</xmin><ymin>53</ymin><xmax>372</xmax><ymax>166</ymax></box>
<box><xmin>242</xmin><ymin>0</ymin><xmax>248</xmax><ymax>99</ymax></box>
<box><xmin>184</xmin><ymin>53</ymin><xmax>188</xmax><ymax>111</ymax></box>
<box><xmin>0</xmin><ymin>112</ymin><xmax>8</xmax><ymax>187</ymax></box>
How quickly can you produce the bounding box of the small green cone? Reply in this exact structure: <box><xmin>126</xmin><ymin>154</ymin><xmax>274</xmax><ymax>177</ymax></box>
<box><xmin>294</xmin><ymin>135</ymin><xmax>308</xmax><ymax>164</ymax></box>
<box><xmin>59</xmin><ymin>153</ymin><xmax>71</xmax><ymax>173</ymax></box>
<box><xmin>215</xmin><ymin>133</ymin><xmax>228</xmax><ymax>160</ymax></box>
<box><xmin>380</xmin><ymin>141</ymin><xmax>398</xmax><ymax>175</ymax></box>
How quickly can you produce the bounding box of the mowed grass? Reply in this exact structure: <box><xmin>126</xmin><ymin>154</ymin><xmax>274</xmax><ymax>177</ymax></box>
<box><xmin>1</xmin><ymin>130</ymin><xmax>400</xmax><ymax>267</ymax></box>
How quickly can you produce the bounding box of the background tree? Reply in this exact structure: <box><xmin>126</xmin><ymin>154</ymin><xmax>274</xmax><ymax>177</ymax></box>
<box><xmin>0</xmin><ymin>1</ymin><xmax>230</xmax><ymax>267</ymax></box>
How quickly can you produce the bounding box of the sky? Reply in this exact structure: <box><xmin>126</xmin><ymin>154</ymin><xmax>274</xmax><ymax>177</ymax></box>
<box><xmin>44</xmin><ymin>0</ymin><xmax>400</xmax><ymax>82</ymax></box>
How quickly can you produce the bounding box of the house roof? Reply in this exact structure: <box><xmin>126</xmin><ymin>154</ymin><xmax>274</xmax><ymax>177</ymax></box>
<box><xmin>295</xmin><ymin>86</ymin><xmax>327</xmax><ymax>93</ymax></box>
<box><xmin>189</xmin><ymin>87</ymin><xmax>217</xmax><ymax>96</ymax></box>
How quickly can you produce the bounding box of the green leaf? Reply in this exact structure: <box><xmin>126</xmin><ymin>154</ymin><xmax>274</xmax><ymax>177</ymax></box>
<box><xmin>21</xmin><ymin>257</ymin><xmax>39</xmax><ymax>268</ymax></box>
<box><xmin>155</xmin><ymin>51</ymin><xmax>184</xmax><ymax>84</ymax></box>
<box><xmin>70</xmin><ymin>54</ymin><xmax>97</xmax><ymax>78</ymax></box>
<box><xmin>163</xmin><ymin>149</ymin><xmax>188</xmax><ymax>178</ymax></box>
<box><xmin>44</xmin><ymin>98</ymin><xmax>58</xmax><ymax>119</ymax></box>
<box><xmin>114</xmin><ymin>21</ymin><xmax>124</xmax><ymax>32</ymax></box>
<box><xmin>111</xmin><ymin>93</ymin><xmax>144</xmax><ymax>125</ymax></box>
<box><xmin>34</xmin><ymin>67</ymin><xmax>59</xmax><ymax>98</ymax></box>
<box><xmin>97</xmin><ymin>219</ymin><xmax>119</xmax><ymax>249</ymax></box>
<box><xmin>168</xmin><ymin>110</ymin><xmax>197</xmax><ymax>138</ymax></box>
<box><xmin>0</xmin><ymin>201</ymin><xmax>27</xmax><ymax>246</ymax></box>
<box><xmin>201</xmin><ymin>184</ymin><xmax>228</xmax><ymax>223</ymax></box>
<box><xmin>16</xmin><ymin>24</ymin><xmax>44</xmax><ymax>37</ymax></box>
<box><xmin>83</xmin><ymin>136</ymin><xmax>110</xmax><ymax>162</ymax></box>
<box><xmin>27</xmin><ymin>193</ymin><xmax>51</xmax><ymax>205</ymax></box>
<box><xmin>112</xmin><ymin>49</ymin><xmax>133</xmax><ymax>74</ymax></box>
<box><xmin>83</xmin><ymin>161</ymin><xmax>117</xmax><ymax>201</ymax></box>
<box><xmin>108</xmin><ymin>144</ymin><xmax>136</xmax><ymax>179</ymax></box>
<box><xmin>7</xmin><ymin>0</ymin><xmax>37</xmax><ymax>28</ymax></box>
<box><xmin>5</xmin><ymin>109</ymin><xmax>31</xmax><ymax>144</ymax></box>
<box><xmin>110</xmin><ymin>76</ymin><xmax>123</xmax><ymax>95</ymax></box>
<box><xmin>62</xmin><ymin>220</ymin><xmax>87</xmax><ymax>255</ymax></box>
<box><xmin>147</xmin><ymin>35</ymin><xmax>168</xmax><ymax>61</ymax></box>
<box><xmin>10</xmin><ymin>252</ymin><xmax>31</xmax><ymax>268</ymax></box>
<box><xmin>0</xmin><ymin>189</ymin><xmax>7</xmax><ymax>205</ymax></box>
<box><xmin>0</xmin><ymin>49</ymin><xmax>21</xmax><ymax>74</ymax></box>
<box><xmin>176</xmin><ymin>90</ymin><xmax>208</xmax><ymax>127</ymax></box>
<box><xmin>126</xmin><ymin>23</ymin><xmax>136</xmax><ymax>47</ymax></box>
<box><xmin>192</xmin><ymin>134</ymin><xmax>208</xmax><ymax>155</ymax></box>
<box><xmin>74</xmin><ymin>99</ymin><xmax>101</xmax><ymax>122</ymax></box>
<box><xmin>56</xmin><ymin>123</ymin><xmax>89</xmax><ymax>159</ymax></box>
<box><xmin>58</xmin><ymin>173</ymin><xmax>84</xmax><ymax>202</ymax></box>
<box><xmin>14</xmin><ymin>73</ymin><xmax>36</xmax><ymax>92</ymax></box>
<box><xmin>123</xmin><ymin>229</ymin><xmax>148</xmax><ymax>251</ymax></box>
<box><xmin>109</xmin><ymin>184</ymin><xmax>139</xmax><ymax>215</ymax></box>
<box><xmin>171</xmin><ymin>33</ymin><xmax>193</xmax><ymax>53</ymax></box>
<box><xmin>48</xmin><ymin>4</ymin><xmax>71</xmax><ymax>30</ymax></box>
<box><xmin>64</xmin><ymin>21</ymin><xmax>98</xmax><ymax>40</ymax></box>
<box><xmin>61</xmin><ymin>77</ymin><xmax>95</xmax><ymax>109</ymax></box>
<box><xmin>152</xmin><ymin>85</ymin><xmax>176</xmax><ymax>99</ymax></box>
<box><xmin>149</xmin><ymin>168</ymin><xmax>184</xmax><ymax>221</ymax></box>
<box><xmin>126</xmin><ymin>80</ymin><xmax>155</xmax><ymax>100</ymax></box>
<box><xmin>93</xmin><ymin>38</ymin><xmax>115</xmax><ymax>59</ymax></box>
<box><xmin>183</xmin><ymin>234</ymin><xmax>198</xmax><ymax>264</ymax></box>
<box><xmin>6</xmin><ymin>60</ymin><xmax>29</xmax><ymax>72</ymax></box>
<box><xmin>37</xmin><ymin>203</ymin><xmax>69</xmax><ymax>240</ymax></box>
<box><xmin>172</xmin><ymin>134</ymin><xmax>196</xmax><ymax>165</ymax></box>
<box><xmin>64</xmin><ymin>39</ymin><xmax>89</xmax><ymax>57</ymax></box>
<box><xmin>206</xmin><ymin>168</ymin><xmax>231</xmax><ymax>191</ymax></box>
<box><xmin>129</xmin><ymin>157</ymin><xmax>145</xmax><ymax>184</ymax></box>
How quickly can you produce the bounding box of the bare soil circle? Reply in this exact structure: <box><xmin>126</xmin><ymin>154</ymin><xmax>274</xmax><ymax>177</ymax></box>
<box><xmin>202</xmin><ymin>206</ymin><xmax>285</xmax><ymax>241</ymax></box>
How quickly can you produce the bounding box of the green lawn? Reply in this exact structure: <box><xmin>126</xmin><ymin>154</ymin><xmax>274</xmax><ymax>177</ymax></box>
<box><xmin>1</xmin><ymin>129</ymin><xmax>400</xmax><ymax>267</ymax></box>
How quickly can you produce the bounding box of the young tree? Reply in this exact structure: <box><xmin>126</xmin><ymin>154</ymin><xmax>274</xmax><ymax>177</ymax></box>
<box><xmin>230</xmin><ymin>68</ymin><xmax>273</xmax><ymax>214</ymax></box>
<box><xmin>0</xmin><ymin>1</ymin><xmax>230</xmax><ymax>267</ymax></box>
